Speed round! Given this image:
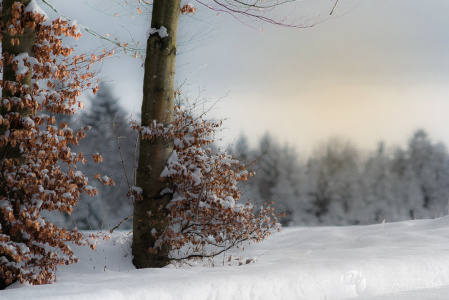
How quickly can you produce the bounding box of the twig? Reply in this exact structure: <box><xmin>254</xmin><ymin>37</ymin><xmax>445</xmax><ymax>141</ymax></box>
<box><xmin>110</xmin><ymin>214</ymin><xmax>133</xmax><ymax>233</ymax></box>
<box><xmin>41</xmin><ymin>0</ymin><xmax>142</xmax><ymax>53</ymax></box>
<box><xmin>194</xmin><ymin>183</ymin><xmax>206</xmax><ymax>223</ymax></box>
<box><xmin>169</xmin><ymin>236</ymin><xmax>251</xmax><ymax>261</ymax></box>
<box><xmin>86</xmin><ymin>209</ymin><xmax>94</xmax><ymax>231</ymax></box>
<box><xmin>330</xmin><ymin>0</ymin><xmax>340</xmax><ymax>15</ymax></box>
<box><xmin>113</xmin><ymin>115</ymin><xmax>131</xmax><ymax>189</ymax></box>
<box><xmin>133</xmin><ymin>131</ymin><xmax>139</xmax><ymax>186</ymax></box>
<box><xmin>101</xmin><ymin>178</ymin><xmax>124</xmax><ymax>230</ymax></box>
<box><xmin>193</xmin><ymin>166</ymin><xmax>215</xmax><ymax>222</ymax></box>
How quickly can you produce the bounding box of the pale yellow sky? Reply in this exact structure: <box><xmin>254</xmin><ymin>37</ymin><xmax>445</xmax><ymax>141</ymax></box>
<box><xmin>217</xmin><ymin>83</ymin><xmax>449</xmax><ymax>155</ymax></box>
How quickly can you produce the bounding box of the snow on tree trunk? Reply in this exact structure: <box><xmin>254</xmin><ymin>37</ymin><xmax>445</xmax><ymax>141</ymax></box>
<box><xmin>132</xmin><ymin>0</ymin><xmax>182</xmax><ymax>268</ymax></box>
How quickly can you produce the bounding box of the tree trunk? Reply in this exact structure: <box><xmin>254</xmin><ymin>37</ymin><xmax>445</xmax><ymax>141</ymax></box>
<box><xmin>0</xmin><ymin>0</ymin><xmax>35</xmax><ymax>289</ymax></box>
<box><xmin>1</xmin><ymin>0</ymin><xmax>35</xmax><ymax>143</ymax></box>
<box><xmin>132</xmin><ymin>0</ymin><xmax>181</xmax><ymax>268</ymax></box>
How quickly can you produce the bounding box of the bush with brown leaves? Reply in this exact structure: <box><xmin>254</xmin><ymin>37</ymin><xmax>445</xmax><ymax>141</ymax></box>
<box><xmin>0</xmin><ymin>1</ymin><xmax>112</xmax><ymax>286</ymax></box>
<box><xmin>132</xmin><ymin>101</ymin><xmax>282</xmax><ymax>260</ymax></box>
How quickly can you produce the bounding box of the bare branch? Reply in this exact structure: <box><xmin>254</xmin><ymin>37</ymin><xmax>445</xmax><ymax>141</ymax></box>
<box><xmin>41</xmin><ymin>0</ymin><xmax>142</xmax><ymax>53</ymax></box>
<box><xmin>195</xmin><ymin>0</ymin><xmax>328</xmax><ymax>29</ymax></box>
<box><xmin>112</xmin><ymin>115</ymin><xmax>131</xmax><ymax>189</ymax></box>
<box><xmin>110</xmin><ymin>214</ymin><xmax>133</xmax><ymax>233</ymax></box>
<box><xmin>330</xmin><ymin>0</ymin><xmax>340</xmax><ymax>15</ymax></box>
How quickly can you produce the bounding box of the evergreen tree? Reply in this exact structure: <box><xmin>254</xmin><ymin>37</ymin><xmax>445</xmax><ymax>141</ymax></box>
<box><xmin>235</xmin><ymin>134</ymin><xmax>251</xmax><ymax>162</ymax></box>
<box><xmin>232</xmin><ymin>134</ymin><xmax>261</xmax><ymax>208</ymax></box>
<box><xmin>304</xmin><ymin>139</ymin><xmax>362</xmax><ymax>225</ymax></box>
<box><xmin>234</xmin><ymin>134</ymin><xmax>306</xmax><ymax>225</ymax></box>
<box><xmin>70</xmin><ymin>84</ymin><xmax>136</xmax><ymax>230</ymax></box>
<box><xmin>406</xmin><ymin>129</ymin><xmax>449</xmax><ymax>217</ymax></box>
<box><xmin>390</xmin><ymin>147</ymin><xmax>424</xmax><ymax>220</ymax></box>
<box><xmin>85</xmin><ymin>85</ymin><xmax>126</xmax><ymax>128</ymax></box>
<box><xmin>232</xmin><ymin>130</ymin><xmax>449</xmax><ymax>226</ymax></box>
<box><xmin>256</xmin><ymin>133</ymin><xmax>280</xmax><ymax>203</ymax></box>
<box><xmin>270</xmin><ymin>144</ymin><xmax>304</xmax><ymax>225</ymax></box>
<box><xmin>359</xmin><ymin>143</ymin><xmax>404</xmax><ymax>223</ymax></box>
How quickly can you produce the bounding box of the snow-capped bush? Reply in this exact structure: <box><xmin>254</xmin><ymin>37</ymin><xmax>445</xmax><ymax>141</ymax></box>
<box><xmin>131</xmin><ymin>101</ymin><xmax>281</xmax><ymax>259</ymax></box>
<box><xmin>0</xmin><ymin>1</ymin><xmax>112</xmax><ymax>286</ymax></box>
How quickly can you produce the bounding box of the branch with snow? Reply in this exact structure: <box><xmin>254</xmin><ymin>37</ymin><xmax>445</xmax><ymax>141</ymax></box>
<box><xmin>132</xmin><ymin>101</ymin><xmax>281</xmax><ymax>260</ymax></box>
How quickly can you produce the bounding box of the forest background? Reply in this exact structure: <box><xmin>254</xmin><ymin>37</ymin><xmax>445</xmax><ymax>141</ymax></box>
<box><xmin>55</xmin><ymin>87</ymin><xmax>449</xmax><ymax>230</ymax></box>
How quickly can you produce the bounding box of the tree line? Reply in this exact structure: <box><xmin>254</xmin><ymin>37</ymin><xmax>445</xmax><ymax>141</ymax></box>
<box><xmin>231</xmin><ymin>129</ymin><xmax>449</xmax><ymax>226</ymax></box>
<box><xmin>60</xmin><ymin>87</ymin><xmax>449</xmax><ymax>230</ymax></box>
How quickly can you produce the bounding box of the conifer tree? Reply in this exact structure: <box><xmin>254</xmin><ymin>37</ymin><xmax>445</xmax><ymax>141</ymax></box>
<box><xmin>406</xmin><ymin>129</ymin><xmax>449</xmax><ymax>215</ymax></box>
<box><xmin>71</xmin><ymin>84</ymin><xmax>135</xmax><ymax>230</ymax></box>
<box><xmin>85</xmin><ymin>84</ymin><xmax>125</xmax><ymax>128</ymax></box>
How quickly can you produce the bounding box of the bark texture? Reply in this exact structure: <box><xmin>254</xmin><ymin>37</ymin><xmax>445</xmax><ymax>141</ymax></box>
<box><xmin>0</xmin><ymin>0</ymin><xmax>34</xmax><ymax>289</ymax></box>
<box><xmin>1</xmin><ymin>0</ymin><xmax>35</xmax><ymax>145</ymax></box>
<box><xmin>132</xmin><ymin>0</ymin><xmax>181</xmax><ymax>268</ymax></box>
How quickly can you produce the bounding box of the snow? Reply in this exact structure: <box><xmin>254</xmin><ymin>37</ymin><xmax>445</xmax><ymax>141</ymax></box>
<box><xmin>24</xmin><ymin>0</ymin><xmax>47</xmax><ymax>16</ymax></box>
<box><xmin>147</xmin><ymin>26</ymin><xmax>169</xmax><ymax>39</ymax></box>
<box><xmin>12</xmin><ymin>53</ymin><xmax>30</xmax><ymax>75</ymax></box>
<box><xmin>22</xmin><ymin>117</ymin><xmax>35</xmax><ymax>127</ymax></box>
<box><xmin>24</xmin><ymin>0</ymin><xmax>51</xmax><ymax>26</ymax></box>
<box><xmin>68</xmin><ymin>20</ymin><xmax>77</xmax><ymax>28</ymax></box>
<box><xmin>130</xmin><ymin>186</ymin><xmax>143</xmax><ymax>194</ymax></box>
<box><xmin>5</xmin><ymin>218</ymin><xmax>449</xmax><ymax>299</ymax></box>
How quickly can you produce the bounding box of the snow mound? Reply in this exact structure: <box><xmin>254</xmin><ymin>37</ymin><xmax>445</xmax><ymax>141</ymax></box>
<box><xmin>5</xmin><ymin>218</ymin><xmax>449</xmax><ymax>299</ymax></box>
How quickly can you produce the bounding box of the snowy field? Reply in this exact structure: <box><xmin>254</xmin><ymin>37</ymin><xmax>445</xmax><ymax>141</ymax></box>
<box><xmin>4</xmin><ymin>217</ymin><xmax>449</xmax><ymax>300</ymax></box>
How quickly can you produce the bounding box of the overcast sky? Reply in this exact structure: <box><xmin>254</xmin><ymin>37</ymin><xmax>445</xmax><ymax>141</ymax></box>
<box><xmin>47</xmin><ymin>0</ymin><xmax>449</xmax><ymax>155</ymax></box>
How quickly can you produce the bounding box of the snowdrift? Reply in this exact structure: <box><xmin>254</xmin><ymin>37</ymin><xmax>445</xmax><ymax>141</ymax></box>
<box><xmin>4</xmin><ymin>217</ymin><xmax>449</xmax><ymax>299</ymax></box>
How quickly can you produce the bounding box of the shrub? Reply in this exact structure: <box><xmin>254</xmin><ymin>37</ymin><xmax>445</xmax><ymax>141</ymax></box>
<box><xmin>0</xmin><ymin>1</ymin><xmax>112</xmax><ymax>286</ymax></box>
<box><xmin>131</xmin><ymin>101</ymin><xmax>281</xmax><ymax>260</ymax></box>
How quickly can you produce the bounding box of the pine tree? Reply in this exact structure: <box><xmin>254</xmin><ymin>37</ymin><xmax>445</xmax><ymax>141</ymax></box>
<box><xmin>390</xmin><ymin>147</ymin><xmax>424</xmax><ymax>220</ymax></box>
<box><xmin>305</xmin><ymin>139</ymin><xmax>361</xmax><ymax>225</ymax></box>
<box><xmin>85</xmin><ymin>84</ymin><xmax>126</xmax><ymax>128</ymax></box>
<box><xmin>359</xmin><ymin>143</ymin><xmax>399</xmax><ymax>223</ymax></box>
<box><xmin>71</xmin><ymin>84</ymin><xmax>136</xmax><ymax>230</ymax></box>
<box><xmin>406</xmin><ymin>129</ymin><xmax>449</xmax><ymax>216</ymax></box>
<box><xmin>270</xmin><ymin>144</ymin><xmax>304</xmax><ymax>225</ymax></box>
<box><xmin>235</xmin><ymin>134</ymin><xmax>251</xmax><ymax>162</ymax></box>
<box><xmin>256</xmin><ymin>133</ymin><xmax>280</xmax><ymax>203</ymax></box>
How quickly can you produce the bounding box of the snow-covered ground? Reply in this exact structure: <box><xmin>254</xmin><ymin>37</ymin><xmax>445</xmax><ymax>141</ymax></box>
<box><xmin>4</xmin><ymin>217</ymin><xmax>449</xmax><ymax>300</ymax></box>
